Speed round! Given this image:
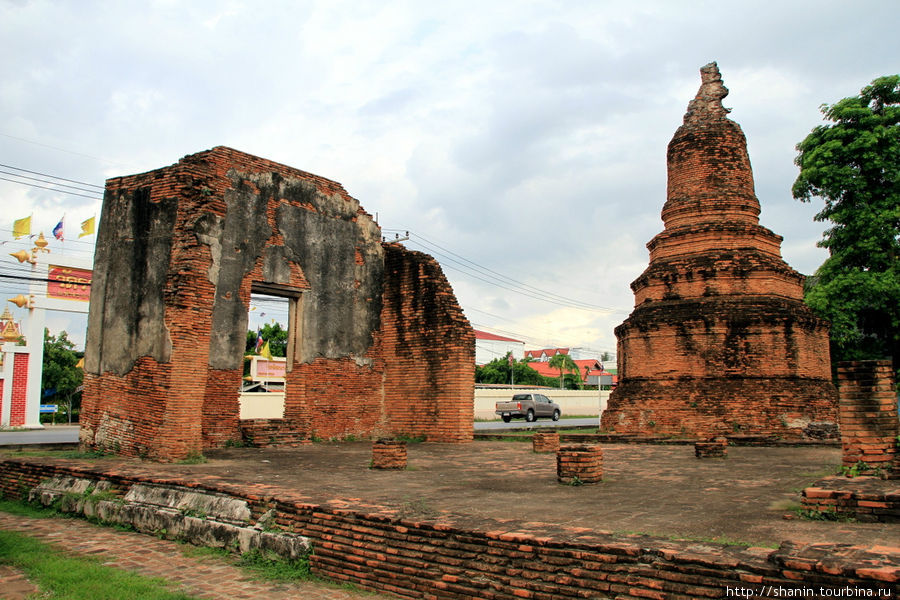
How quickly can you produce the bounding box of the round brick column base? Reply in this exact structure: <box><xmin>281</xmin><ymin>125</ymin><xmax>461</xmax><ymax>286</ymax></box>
<box><xmin>557</xmin><ymin>444</ymin><xmax>603</xmax><ymax>484</ymax></box>
<box><xmin>371</xmin><ymin>439</ymin><xmax>407</xmax><ymax>469</ymax></box>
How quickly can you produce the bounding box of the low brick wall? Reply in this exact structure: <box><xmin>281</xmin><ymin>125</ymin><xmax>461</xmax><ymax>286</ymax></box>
<box><xmin>801</xmin><ymin>476</ymin><xmax>900</xmax><ymax>523</ymax></box>
<box><xmin>371</xmin><ymin>439</ymin><xmax>407</xmax><ymax>470</ymax></box>
<box><xmin>1</xmin><ymin>458</ymin><xmax>897</xmax><ymax>598</ymax></box>
<box><xmin>556</xmin><ymin>444</ymin><xmax>603</xmax><ymax>484</ymax></box>
<box><xmin>532</xmin><ymin>432</ymin><xmax>560</xmax><ymax>453</ymax></box>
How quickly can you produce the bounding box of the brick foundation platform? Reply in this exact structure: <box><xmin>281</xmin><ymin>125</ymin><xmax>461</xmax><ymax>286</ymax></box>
<box><xmin>371</xmin><ymin>439</ymin><xmax>407</xmax><ymax>470</ymax></box>
<box><xmin>802</xmin><ymin>476</ymin><xmax>900</xmax><ymax>523</ymax></box>
<box><xmin>1</xmin><ymin>456</ymin><xmax>896</xmax><ymax>598</ymax></box>
<box><xmin>240</xmin><ymin>419</ymin><xmax>311</xmax><ymax>447</ymax></box>
<box><xmin>532</xmin><ymin>431</ymin><xmax>560</xmax><ymax>453</ymax></box>
<box><xmin>695</xmin><ymin>437</ymin><xmax>728</xmax><ymax>458</ymax></box>
<box><xmin>556</xmin><ymin>444</ymin><xmax>603</xmax><ymax>484</ymax></box>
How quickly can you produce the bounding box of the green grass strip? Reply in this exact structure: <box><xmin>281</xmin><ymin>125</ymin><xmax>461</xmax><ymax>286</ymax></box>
<box><xmin>0</xmin><ymin>529</ymin><xmax>200</xmax><ymax>600</ymax></box>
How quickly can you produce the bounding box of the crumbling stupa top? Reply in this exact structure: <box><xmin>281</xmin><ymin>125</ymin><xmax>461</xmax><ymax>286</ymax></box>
<box><xmin>683</xmin><ymin>62</ymin><xmax>731</xmax><ymax>124</ymax></box>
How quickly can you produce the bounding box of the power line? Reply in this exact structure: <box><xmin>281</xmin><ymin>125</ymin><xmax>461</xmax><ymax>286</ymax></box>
<box><xmin>0</xmin><ymin>175</ymin><xmax>103</xmax><ymax>200</ymax></box>
<box><xmin>0</xmin><ymin>163</ymin><xmax>105</xmax><ymax>189</ymax></box>
<box><xmin>384</xmin><ymin>228</ymin><xmax>628</xmax><ymax>314</ymax></box>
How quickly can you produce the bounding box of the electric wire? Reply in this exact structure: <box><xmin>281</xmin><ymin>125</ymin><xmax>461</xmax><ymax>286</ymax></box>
<box><xmin>0</xmin><ymin>176</ymin><xmax>103</xmax><ymax>200</ymax></box>
<box><xmin>0</xmin><ymin>163</ymin><xmax>105</xmax><ymax>189</ymax></box>
<box><xmin>383</xmin><ymin>228</ymin><xmax>628</xmax><ymax>314</ymax></box>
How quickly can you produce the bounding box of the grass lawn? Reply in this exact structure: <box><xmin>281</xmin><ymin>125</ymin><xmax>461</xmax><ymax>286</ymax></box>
<box><xmin>0</xmin><ymin>529</ymin><xmax>200</xmax><ymax>600</ymax></box>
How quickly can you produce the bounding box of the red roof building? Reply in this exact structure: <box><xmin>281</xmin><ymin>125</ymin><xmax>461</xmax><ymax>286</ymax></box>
<box><xmin>475</xmin><ymin>330</ymin><xmax>525</xmax><ymax>366</ymax></box>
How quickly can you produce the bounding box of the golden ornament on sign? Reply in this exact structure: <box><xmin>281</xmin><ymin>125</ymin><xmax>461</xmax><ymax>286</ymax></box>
<box><xmin>9</xmin><ymin>250</ymin><xmax>31</xmax><ymax>263</ymax></box>
<box><xmin>9</xmin><ymin>295</ymin><xmax>31</xmax><ymax>309</ymax></box>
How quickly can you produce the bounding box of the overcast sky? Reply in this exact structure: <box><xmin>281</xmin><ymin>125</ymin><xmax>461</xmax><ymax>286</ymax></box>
<box><xmin>0</xmin><ymin>0</ymin><xmax>896</xmax><ymax>357</ymax></box>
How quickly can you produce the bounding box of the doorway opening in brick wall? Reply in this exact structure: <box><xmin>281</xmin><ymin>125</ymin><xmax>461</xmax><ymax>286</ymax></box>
<box><xmin>239</xmin><ymin>284</ymin><xmax>303</xmax><ymax>420</ymax></box>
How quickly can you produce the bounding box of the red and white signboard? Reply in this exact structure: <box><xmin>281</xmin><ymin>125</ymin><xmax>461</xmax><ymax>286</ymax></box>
<box><xmin>47</xmin><ymin>265</ymin><xmax>92</xmax><ymax>302</ymax></box>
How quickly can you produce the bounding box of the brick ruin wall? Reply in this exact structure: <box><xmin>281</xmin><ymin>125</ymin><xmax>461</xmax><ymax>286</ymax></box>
<box><xmin>1</xmin><ymin>458</ymin><xmax>896</xmax><ymax>598</ymax></box>
<box><xmin>80</xmin><ymin>147</ymin><xmax>473</xmax><ymax>460</ymax></box>
<box><xmin>837</xmin><ymin>360</ymin><xmax>899</xmax><ymax>476</ymax></box>
<box><xmin>602</xmin><ymin>63</ymin><xmax>837</xmax><ymax>438</ymax></box>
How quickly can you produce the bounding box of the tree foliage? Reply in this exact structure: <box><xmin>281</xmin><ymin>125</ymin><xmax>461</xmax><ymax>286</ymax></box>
<box><xmin>245</xmin><ymin>323</ymin><xmax>288</xmax><ymax>358</ymax></box>
<box><xmin>792</xmin><ymin>75</ymin><xmax>900</xmax><ymax>366</ymax></box>
<box><xmin>475</xmin><ymin>354</ymin><xmax>555</xmax><ymax>387</ymax></box>
<box><xmin>41</xmin><ymin>330</ymin><xmax>83</xmax><ymax>422</ymax></box>
<box><xmin>548</xmin><ymin>353</ymin><xmax>582</xmax><ymax>389</ymax></box>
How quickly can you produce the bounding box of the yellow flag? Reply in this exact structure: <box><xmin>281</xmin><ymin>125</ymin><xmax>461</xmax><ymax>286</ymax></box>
<box><xmin>78</xmin><ymin>216</ymin><xmax>96</xmax><ymax>238</ymax></box>
<box><xmin>13</xmin><ymin>215</ymin><xmax>31</xmax><ymax>239</ymax></box>
<box><xmin>260</xmin><ymin>341</ymin><xmax>273</xmax><ymax>360</ymax></box>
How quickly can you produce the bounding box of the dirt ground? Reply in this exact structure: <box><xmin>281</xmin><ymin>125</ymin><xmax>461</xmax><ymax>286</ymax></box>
<box><xmin>14</xmin><ymin>439</ymin><xmax>893</xmax><ymax>549</ymax></box>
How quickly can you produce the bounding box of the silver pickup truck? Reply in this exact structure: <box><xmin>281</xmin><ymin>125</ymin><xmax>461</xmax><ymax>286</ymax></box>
<box><xmin>495</xmin><ymin>393</ymin><xmax>561</xmax><ymax>423</ymax></box>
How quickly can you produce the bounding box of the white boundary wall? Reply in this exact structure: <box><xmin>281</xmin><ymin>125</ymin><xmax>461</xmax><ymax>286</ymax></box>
<box><xmin>474</xmin><ymin>388</ymin><xmax>609</xmax><ymax>420</ymax></box>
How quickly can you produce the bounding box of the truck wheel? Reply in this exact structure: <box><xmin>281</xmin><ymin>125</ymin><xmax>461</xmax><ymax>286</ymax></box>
<box><xmin>552</xmin><ymin>410</ymin><xmax>560</xmax><ymax>421</ymax></box>
<box><xmin>525</xmin><ymin>410</ymin><xmax>535</xmax><ymax>422</ymax></box>
<box><xmin>501</xmin><ymin>415</ymin><xmax>512</xmax><ymax>423</ymax></box>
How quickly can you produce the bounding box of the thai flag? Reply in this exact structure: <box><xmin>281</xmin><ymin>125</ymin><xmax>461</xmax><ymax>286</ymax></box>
<box><xmin>52</xmin><ymin>218</ymin><xmax>64</xmax><ymax>241</ymax></box>
<box><xmin>254</xmin><ymin>329</ymin><xmax>263</xmax><ymax>353</ymax></box>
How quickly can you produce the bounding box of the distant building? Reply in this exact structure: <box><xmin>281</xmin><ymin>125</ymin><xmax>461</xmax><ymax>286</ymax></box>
<box><xmin>524</xmin><ymin>348</ymin><xmax>569</xmax><ymax>362</ymax></box>
<box><xmin>526</xmin><ymin>358</ymin><xmax>616</xmax><ymax>388</ymax></box>
<box><xmin>475</xmin><ymin>330</ymin><xmax>524</xmax><ymax>366</ymax></box>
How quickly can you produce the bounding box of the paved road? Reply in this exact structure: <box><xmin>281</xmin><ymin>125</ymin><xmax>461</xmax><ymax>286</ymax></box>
<box><xmin>0</xmin><ymin>422</ymin><xmax>598</xmax><ymax>443</ymax></box>
<box><xmin>473</xmin><ymin>417</ymin><xmax>598</xmax><ymax>431</ymax></box>
<box><xmin>0</xmin><ymin>425</ymin><xmax>79</xmax><ymax>445</ymax></box>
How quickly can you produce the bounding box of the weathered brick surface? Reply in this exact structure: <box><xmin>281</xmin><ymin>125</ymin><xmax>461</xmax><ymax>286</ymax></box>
<box><xmin>80</xmin><ymin>147</ymin><xmax>473</xmax><ymax>461</ymax></box>
<box><xmin>695</xmin><ymin>437</ymin><xmax>728</xmax><ymax>458</ymax></box>
<box><xmin>837</xmin><ymin>360</ymin><xmax>899</xmax><ymax>475</ymax></box>
<box><xmin>532</xmin><ymin>431</ymin><xmax>560</xmax><ymax>453</ymax></box>
<box><xmin>371</xmin><ymin>439</ymin><xmax>407</xmax><ymax>469</ymax></box>
<box><xmin>802</xmin><ymin>476</ymin><xmax>900</xmax><ymax>522</ymax></box>
<box><xmin>603</xmin><ymin>63</ymin><xmax>837</xmax><ymax>438</ymax></box>
<box><xmin>1</xmin><ymin>458</ymin><xmax>897</xmax><ymax>598</ymax></box>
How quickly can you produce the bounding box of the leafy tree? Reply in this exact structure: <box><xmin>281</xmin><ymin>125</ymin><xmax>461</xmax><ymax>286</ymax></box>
<box><xmin>41</xmin><ymin>330</ymin><xmax>83</xmax><ymax>423</ymax></box>
<box><xmin>475</xmin><ymin>354</ymin><xmax>554</xmax><ymax>387</ymax></box>
<box><xmin>792</xmin><ymin>75</ymin><xmax>900</xmax><ymax>368</ymax></box>
<box><xmin>548</xmin><ymin>353</ymin><xmax>582</xmax><ymax>390</ymax></box>
<box><xmin>245</xmin><ymin>322</ymin><xmax>288</xmax><ymax>358</ymax></box>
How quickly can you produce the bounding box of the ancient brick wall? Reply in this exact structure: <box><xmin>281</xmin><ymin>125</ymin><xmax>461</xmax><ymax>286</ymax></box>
<box><xmin>81</xmin><ymin>146</ymin><xmax>473</xmax><ymax>460</ymax></box>
<box><xmin>1</xmin><ymin>458</ymin><xmax>896</xmax><ymax>598</ymax></box>
<box><xmin>380</xmin><ymin>244</ymin><xmax>475</xmax><ymax>442</ymax></box>
<box><xmin>602</xmin><ymin>63</ymin><xmax>837</xmax><ymax>438</ymax></box>
<box><xmin>837</xmin><ymin>360</ymin><xmax>899</xmax><ymax>475</ymax></box>
<box><xmin>9</xmin><ymin>353</ymin><xmax>29</xmax><ymax>427</ymax></box>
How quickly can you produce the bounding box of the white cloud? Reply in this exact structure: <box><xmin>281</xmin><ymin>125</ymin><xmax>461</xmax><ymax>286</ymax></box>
<box><xmin>0</xmin><ymin>0</ymin><xmax>895</xmax><ymax>353</ymax></box>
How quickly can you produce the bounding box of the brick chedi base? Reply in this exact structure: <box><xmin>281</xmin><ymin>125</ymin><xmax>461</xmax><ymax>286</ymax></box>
<box><xmin>371</xmin><ymin>439</ymin><xmax>407</xmax><ymax>470</ymax></box>
<box><xmin>695</xmin><ymin>437</ymin><xmax>728</xmax><ymax>458</ymax></box>
<box><xmin>837</xmin><ymin>361</ymin><xmax>899</xmax><ymax>477</ymax></box>
<box><xmin>532</xmin><ymin>432</ymin><xmax>560</xmax><ymax>453</ymax></box>
<box><xmin>557</xmin><ymin>444</ymin><xmax>603</xmax><ymax>484</ymax></box>
<box><xmin>601</xmin><ymin>63</ymin><xmax>837</xmax><ymax>439</ymax></box>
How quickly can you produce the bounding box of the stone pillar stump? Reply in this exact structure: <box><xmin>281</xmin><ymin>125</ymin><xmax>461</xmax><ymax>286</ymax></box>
<box><xmin>533</xmin><ymin>432</ymin><xmax>560</xmax><ymax>453</ymax></box>
<box><xmin>557</xmin><ymin>444</ymin><xmax>603</xmax><ymax>484</ymax></box>
<box><xmin>371</xmin><ymin>439</ymin><xmax>407</xmax><ymax>470</ymax></box>
<box><xmin>694</xmin><ymin>437</ymin><xmax>728</xmax><ymax>458</ymax></box>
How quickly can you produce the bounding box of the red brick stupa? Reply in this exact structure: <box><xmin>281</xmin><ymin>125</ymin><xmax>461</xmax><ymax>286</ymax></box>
<box><xmin>601</xmin><ymin>63</ymin><xmax>837</xmax><ymax>438</ymax></box>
